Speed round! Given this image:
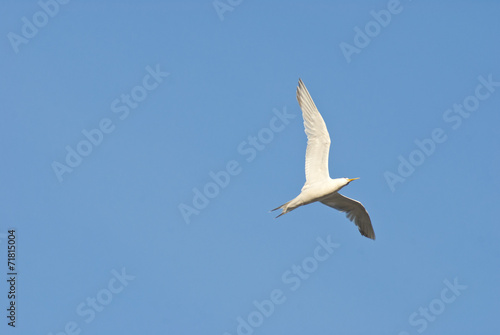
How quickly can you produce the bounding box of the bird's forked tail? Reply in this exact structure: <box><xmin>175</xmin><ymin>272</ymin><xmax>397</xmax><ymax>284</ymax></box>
<box><xmin>270</xmin><ymin>201</ymin><xmax>292</xmax><ymax>218</ymax></box>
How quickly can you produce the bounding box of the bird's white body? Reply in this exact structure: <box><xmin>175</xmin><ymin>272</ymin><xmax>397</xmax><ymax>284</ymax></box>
<box><xmin>280</xmin><ymin>179</ymin><xmax>350</xmax><ymax>214</ymax></box>
<box><xmin>272</xmin><ymin>79</ymin><xmax>375</xmax><ymax>239</ymax></box>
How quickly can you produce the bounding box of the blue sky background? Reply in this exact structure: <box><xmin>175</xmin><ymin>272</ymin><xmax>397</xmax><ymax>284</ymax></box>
<box><xmin>1</xmin><ymin>0</ymin><xmax>499</xmax><ymax>334</ymax></box>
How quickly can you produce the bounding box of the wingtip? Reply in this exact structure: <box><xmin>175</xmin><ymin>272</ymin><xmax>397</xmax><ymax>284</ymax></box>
<box><xmin>296</xmin><ymin>79</ymin><xmax>305</xmax><ymax>101</ymax></box>
<box><xmin>361</xmin><ymin>230</ymin><xmax>376</xmax><ymax>240</ymax></box>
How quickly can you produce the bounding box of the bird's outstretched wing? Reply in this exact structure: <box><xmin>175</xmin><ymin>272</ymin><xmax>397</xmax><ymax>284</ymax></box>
<box><xmin>296</xmin><ymin>79</ymin><xmax>331</xmax><ymax>188</ymax></box>
<box><xmin>320</xmin><ymin>193</ymin><xmax>375</xmax><ymax>239</ymax></box>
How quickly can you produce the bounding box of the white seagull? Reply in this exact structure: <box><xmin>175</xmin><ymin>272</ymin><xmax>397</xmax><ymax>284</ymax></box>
<box><xmin>272</xmin><ymin>79</ymin><xmax>375</xmax><ymax>240</ymax></box>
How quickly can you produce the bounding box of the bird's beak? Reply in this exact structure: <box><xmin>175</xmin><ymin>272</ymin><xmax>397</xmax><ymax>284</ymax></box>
<box><xmin>348</xmin><ymin>178</ymin><xmax>360</xmax><ymax>182</ymax></box>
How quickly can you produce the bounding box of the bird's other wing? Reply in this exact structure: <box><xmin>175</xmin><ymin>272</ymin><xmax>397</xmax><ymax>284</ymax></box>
<box><xmin>320</xmin><ymin>193</ymin><xmax>375</xmax><ymax>239</ymax></box>
<box><xmin>296</xmin><ymin>79</ymin><xmax>331</xmax><ymax>188</ymax></box>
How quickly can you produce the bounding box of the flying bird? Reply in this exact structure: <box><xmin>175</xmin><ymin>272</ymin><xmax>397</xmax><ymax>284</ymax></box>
<box><xmin>272</xmin><ymin>79</ymin><xmax>375</xmax><ymax>239</ymax></box>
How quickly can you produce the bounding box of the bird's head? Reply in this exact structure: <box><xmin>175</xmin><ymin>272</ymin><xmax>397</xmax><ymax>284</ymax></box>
<box><xmin>344</xmin><ymin>177</ymin><xmax>360</xmax><ymax>185</ymax></box>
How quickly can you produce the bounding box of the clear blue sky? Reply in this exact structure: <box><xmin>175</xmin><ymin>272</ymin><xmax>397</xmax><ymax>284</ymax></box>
<box><xmin>1</xmin><ymin>1</ymin><xmax>499</xmax><ymax>334</ymax></box>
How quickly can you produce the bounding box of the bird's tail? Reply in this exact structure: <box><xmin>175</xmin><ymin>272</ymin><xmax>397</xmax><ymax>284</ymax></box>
<box><xmin>270</xmin><ymin>201</ymin><xmax>292</xmax><ymax>218</ymax></box>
